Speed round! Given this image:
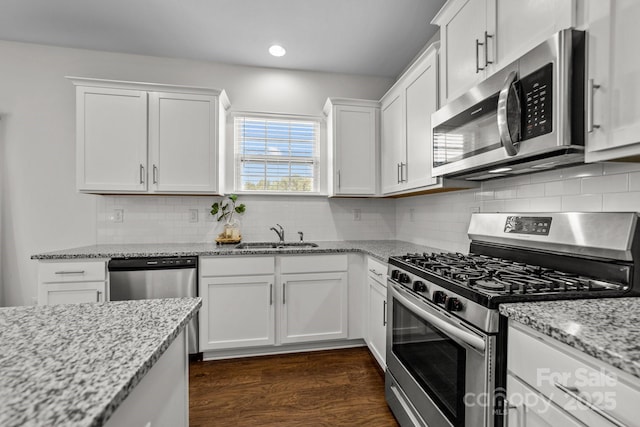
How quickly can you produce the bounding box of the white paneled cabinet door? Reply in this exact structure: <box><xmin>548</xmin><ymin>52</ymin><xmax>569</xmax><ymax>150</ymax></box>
<box><xmin>367</xmin><ymin>277</ymin><xmax>387</xmax><ymax>369</ymax></box>
<box><xmin>435</xmin><ymin>0</ymin><xmax>495</xmax><ymax>103</ymax></box>
<box><xmin>380</xmin><ymin>92</ymin><xmax>405</xmax><ymax>194</ymax></box>
<box><xmin>280</xmin><ymin>272</ymin><xmax>348</xmax><ymax>344</ymax></box>
<box><xmin>76</xmin><ymin>87</ymin><xmax>148</xmax><ymax>192</ymax></box>
<box><xmin>404</xmin><ymin>51</ymin><xmax>439</xmax><ymax>190</ymax></box>
<box><xmin>334</xmin><ymin>105</ymin><xmax>377</xmax><ymax>195</ymax></box>
<box><xmin>40</xmin><ymin>282</ymin><xmax>106</xmax><ymax>305</ymax></box>
<box><xmin>200</xmin><ymin>275</ymin><xmax>275</xmax><ymax>351</ymax></box>
<box><xmin>585</xmin><ymin>0</ymin><xmax>640</xmax><ymax>162</ymax></box>
<box><xmin>496</xmin><ymin>0</ymin><xmax>574</xmax><ymax>66</ymax></box>
<box><xmin>149</xmin><ymin>92</ymin><xmax>218</xmax><ymax>193</ymax></box>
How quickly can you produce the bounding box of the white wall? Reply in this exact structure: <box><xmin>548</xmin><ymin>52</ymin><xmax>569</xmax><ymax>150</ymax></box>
<box><xmin>396</xmin><ymin>162</ymin><xmax>640</xmax><ymax>252</ymax></box>
<box><xmin>0</xmin><ymin>40</ymin><xmax>393</xmax><ymax>307</ymax></box>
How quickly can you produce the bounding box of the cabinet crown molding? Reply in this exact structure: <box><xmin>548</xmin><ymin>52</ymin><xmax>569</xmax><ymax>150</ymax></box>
<box><xmin>322</xmin><ymin>97</ymin><xmax>380</xmax><ymax>116</ymax></box>
<box><xmin>431</xmin><ymin>0</ymin><xmax>469</xmax><ymax>25</ymax></box>
<box><xmin>65</xmin><ymin>76</ymin><xmax>230</xmax><ymax>108</ymax></box>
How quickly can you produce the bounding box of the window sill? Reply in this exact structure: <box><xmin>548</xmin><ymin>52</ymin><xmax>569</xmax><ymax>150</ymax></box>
<box><xmin>230</xmin><ymin>190</ymin><xmax>329</xmax><ymax>197</ymax></box>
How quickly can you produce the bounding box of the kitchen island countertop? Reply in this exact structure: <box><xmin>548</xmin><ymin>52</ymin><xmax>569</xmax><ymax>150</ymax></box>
<box><xmin>31</xmin><ymin>240</ymin><xmax>443</xmax><ymax>263</ymax></box>
<box><xmin>0</xmin><ymin>298</ymin><xmax>201</xmax><ymax>427</ymax></box>
<box><xmin>500</xmin><ymin>298</ymin><xmax>640</xmax><ymax>380</ymax></box>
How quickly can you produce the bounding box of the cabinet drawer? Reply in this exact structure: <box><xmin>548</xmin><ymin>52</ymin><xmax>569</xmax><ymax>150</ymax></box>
<box><xmin>508</xmin><ymin>323</ymin><xmax>639</xmax><ymax>427</ymax></box>
<box><xmin>200</xmin><ymin>256</ymin><xmax>275</xmax><ymax>277</ymax></box>
<box><xmin>367</xmin><ymin>256</ymin><xmax>387</xmax><ymax>285</ymax></box>
<box><xmin>280</xmin><ymin>254</ymin><xmax>347</xmax><ymax>274</ymax></box>
<box><xmin>38</xmin><ymin>260</ymin><xmax>107</xmax><ymax>283</ymax></box>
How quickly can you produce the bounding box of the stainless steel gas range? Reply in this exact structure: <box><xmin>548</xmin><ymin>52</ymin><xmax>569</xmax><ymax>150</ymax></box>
<box><xmin>385</xmin><ymin>212</ymin><xmax>640</xmax><ymax>427</ymax></box>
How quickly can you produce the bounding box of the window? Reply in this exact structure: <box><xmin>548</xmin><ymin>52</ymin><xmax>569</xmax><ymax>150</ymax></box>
<box><xmin>235</xmin><ymin>115</ymin><xmax>320</xmax><ymax>193</ymax></box>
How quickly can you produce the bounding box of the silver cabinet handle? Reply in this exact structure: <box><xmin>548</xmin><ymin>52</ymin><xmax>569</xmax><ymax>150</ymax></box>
<box><xmin>383</xmin><ymin>300</ymin><xmax>387</xmax><ymax>326</ymax></box>
<box><xmin>337</xmin><ymin>170</ymin><xmax>341</xmax><ymax>189</ymax></box>
<box><xmin>282</xmin><ymin>283</ymin><xmax>286</xmax><ymax>304</ymax></box>
<box><xmin>475</xmin><ymin>38</ymin><xmax>484</xmax><ymax>73</ymax></box>
<box><xmin>497</xmin><ymin>70</ymin><xmax>521</xmax><ymax>156</ymax></box>
<box><xmin>96</xmin><ymin>290</ymin><xmax>102</xmax><ymax>302</ymax></box>
<box><xmin>55</xmin><ymin>270</ymin><xmax>85</xmax><ymax>275</ymax></box>
<box><xmin>587</xmin><ymin>78</ymin><xmax>601</xmax><ymax>133</ymax></box>
<box><xmin>153</xmin><ymin>164</ymin><xmax>158</xmax><ymax>184</ymax></box>
<box><xmin>503</xmin><ymin>400</ymin><xmax>523</xmax><ymax>427</ymax></box>
<box><xmin>139</xmin><ymin>164</ymin><xmax>145</xmax><ymax>184</ymax></box>
<box><xmin>400</xmin><ymin>162</ymin><xmax>407</xmax><ymax>183</ymax></box>
<box><xmin>484</xmin><ymin>31</ymin><xmax>493</xmax><ymax>67</ymax></box>
<box><xmin>269</xmin><ymin>284</ymin><xmax>273</xmax><ymax>306</ymax></box>
<box><xmin>396</xmin><ymin>163</ymin><xmax>401</xmax><ymax>183</ymax></box>
<box><xmin>368</xmin><ymin>268</ymin><xmax>383</xmax><ymax>277</ymax></box>
<box><xmin>554</xmin><ymin>382</ymin><xmax>626</xmax><ymax>427</ymax></box>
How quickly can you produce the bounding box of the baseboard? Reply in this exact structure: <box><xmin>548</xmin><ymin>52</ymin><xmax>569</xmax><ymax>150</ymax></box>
<box><xmin>201</xmin><ymin>339</ymin><xmax>367</xmax><ymax>361</ymax></box>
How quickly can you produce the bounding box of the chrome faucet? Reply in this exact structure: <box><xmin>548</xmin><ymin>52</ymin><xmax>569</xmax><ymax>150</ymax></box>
<box><xmin>298</xmin><ymin>231</ymin><xmax>304</xmax><ymax>242</ymax></box>
<box><xmin>270</xmin><ymin>224</ymin><xmax>285</xmax><ymax>244</ymax></box>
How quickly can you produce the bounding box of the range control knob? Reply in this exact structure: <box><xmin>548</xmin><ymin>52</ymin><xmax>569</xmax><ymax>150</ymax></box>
<box><xmin>398</xmin><ymin>273</ymin><xmax>411</xmax><ymax>284</ymax></box>
<box><xmin>445</xmin><ymin>297</ymin><xmax>463</xmax><ymax>312</ymax></box>
<box><xmin>412</xmin><ymin>281</ymin><xmax>427</xmax><ymax>293</ymax></box>
<box><xmin>432</xmin><ymin>290</ymin><xmax>447</xmax><ymax>304</ymax></box>
<box><xmin>391</xmin><ymin>270</ymin><xmax>400</xmax><ymax>281</ymax></box>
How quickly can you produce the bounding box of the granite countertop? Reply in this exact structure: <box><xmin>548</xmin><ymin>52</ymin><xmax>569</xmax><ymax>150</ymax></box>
<box><xmin>0</xmin><ymin>298</ymin><xmax>201</xmax><ymax>427</ymax></box>
<box><xmin>31</xmin><ymin>240</ymin><xmax>444</xmax><ymax>263</ymax></box>
<box><xmin>500</xmin><ymin>298</ymin><xmax>640</xmax><ymax>380</ymax></box>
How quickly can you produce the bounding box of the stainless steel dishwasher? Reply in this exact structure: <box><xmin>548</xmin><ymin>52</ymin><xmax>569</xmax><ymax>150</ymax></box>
<box><xmin>108</xmin><ymin>256</ymin><xmax>199</xmax><ymax>355</ymax></box>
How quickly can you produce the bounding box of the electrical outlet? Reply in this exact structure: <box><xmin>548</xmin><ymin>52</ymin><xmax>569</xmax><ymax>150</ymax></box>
<box><xmin>409</xmin><ymin>208</ymin><xmax>415</xmax><ymax>222</ymax></box>
<box><xmin>353</xmin><ymin>209</ymin><xmax>361</xmax><ymax>221</ymax></box>
<box><xmin>189</xmin><ymin>209</ymin><xmax>198</xmax><ymax>223</ymax></box>
<box><xmin>112</xmin><ymin>209</ymin><xmax>124</xmax><ymax>223</ymax></box>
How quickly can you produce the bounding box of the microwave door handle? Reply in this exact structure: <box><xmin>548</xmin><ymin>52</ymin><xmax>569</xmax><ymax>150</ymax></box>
<box><xmin>497</xmin><ymin>70</ymin><xmax>520</xmax><ymax>156</ymax></box>
<box><xmin>391</xmin><ymin>285</ymin><xmax>486</xmax><ymax>352</ymax></box>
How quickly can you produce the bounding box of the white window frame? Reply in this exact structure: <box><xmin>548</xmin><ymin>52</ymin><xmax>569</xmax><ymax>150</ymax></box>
<box><xmin>232</xmin><ymin>112</ymin><xmax>324</xmax><ymax>195</ymax></box>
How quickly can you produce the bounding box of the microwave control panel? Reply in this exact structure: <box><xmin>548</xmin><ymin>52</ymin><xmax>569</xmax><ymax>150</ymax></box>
<box><xmin>504</xmin><ymin>216</ymin><xmax>552</xmax><ymax>236</ymax></box>
<box><xmin>521</xmin><ymin>63</ymin><xmax>553</xmax><ymax>141</ymax></box>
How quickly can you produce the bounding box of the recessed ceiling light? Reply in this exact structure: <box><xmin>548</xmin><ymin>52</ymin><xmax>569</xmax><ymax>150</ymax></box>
<box><xmin>269</xmin><ymin>45</ymin><xmax>286</xmax><ymax>57</ymax></box>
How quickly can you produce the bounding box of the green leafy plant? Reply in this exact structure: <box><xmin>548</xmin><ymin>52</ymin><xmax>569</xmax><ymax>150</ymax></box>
<box><xmin>210</xmin><ymin>194</ymin><xmax>246</xmax><ymax>223</ymax></box>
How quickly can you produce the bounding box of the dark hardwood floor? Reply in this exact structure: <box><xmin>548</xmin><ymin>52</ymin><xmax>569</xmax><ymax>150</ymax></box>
<box><xmin>189</xmin><ymin>347</ymin><xmax>399</xmax><ymax>426</ymax></box>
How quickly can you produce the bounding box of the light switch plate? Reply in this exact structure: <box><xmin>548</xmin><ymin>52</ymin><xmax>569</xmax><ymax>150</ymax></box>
<box><xmin>112</xmin><ymin>209</ymin><xmax>124</xmax><ymax>223</ymax></box>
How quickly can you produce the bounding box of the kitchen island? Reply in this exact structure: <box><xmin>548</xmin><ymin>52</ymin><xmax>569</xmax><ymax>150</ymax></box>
<box><xmin>0</xmin><ymin>297</ymin><xmax>201</xmax><ymax>427</ymax></box>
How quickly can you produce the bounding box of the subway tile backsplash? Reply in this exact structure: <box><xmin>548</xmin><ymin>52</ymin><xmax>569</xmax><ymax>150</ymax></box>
<box><xmin>96</xmin><ymin>162</ymin><xmax>640</xmax><ymax>252</ymax></box>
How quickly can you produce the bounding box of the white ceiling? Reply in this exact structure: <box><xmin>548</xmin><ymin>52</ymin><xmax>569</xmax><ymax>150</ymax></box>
<box><xmin>0</xmin><ymin>0</ymin><xmax>446</xmax><ymax>78</ymax></box>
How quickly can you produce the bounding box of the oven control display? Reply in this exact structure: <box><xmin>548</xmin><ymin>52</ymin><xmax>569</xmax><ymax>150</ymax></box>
<box><xmin>504</xmin><ymin>216</ymin><xmax>552</xmax><ymax>235</ymax></box>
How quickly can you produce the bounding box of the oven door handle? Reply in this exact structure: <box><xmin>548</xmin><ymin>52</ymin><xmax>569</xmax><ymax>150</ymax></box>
<box><xmin>392</xmin><ymin>286</ymin><xmax>486</xmax><ymax>352</ymax></box>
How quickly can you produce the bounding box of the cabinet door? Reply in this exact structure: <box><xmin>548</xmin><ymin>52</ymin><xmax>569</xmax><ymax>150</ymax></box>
<box><xmin>404</xmin><ymin>52</ymin><xmax>439</xmax><ymax>190</ymax></box>
<box><xmin>149</xmin><ymin>92</ymin><xmax>218</xmax><ymax>193</ymax></box>
<box><xmin>39</xmin><ymin>282</ymin><xmax>106</xmax><ymax>305</ymax></box>
<box><xmin>380</xmin><ymin>92</ymin><xmax>406</xmax><ymax>194</ymax></box>
<box><xmin>439</xmin><ymin>0</ymin><xmax>492</xmax><ymax>102</ymax></box>
<box><xmin>506</xmin><ymin>375</ymin><xmax>583</xmax><ymax>427</ymax></box>
<box><xmin>585</xmin><ymin>0</ymin><xmax>640</xmax><ymax>161</ymax></box>
<box><xmin>496</xmin><ymin>0</ymin><xmax>574</xmax><ymax>66</ymax></box>
<box><xmin>199</xmin><ymin>275</ymin><xmax>275</xmax><ymax>351</ymax></box>
<box><xmin>280</xmin><ymin>272</ymin><xmax>348</xmax><ymax>344</ymax></box>
<box><xmin>334</xmin><ymin>105</ymin><xmax>377</xmax><ymax>195</ymax></box>
<box><xmin>367</xmin><ymin>278</ymin><xmax>387</xmax><ymax>370</ymax></box>
<box><xmin>76</xmin><ymin>87</ymin><xmax>148</xmax><ymax>192</ymax></box>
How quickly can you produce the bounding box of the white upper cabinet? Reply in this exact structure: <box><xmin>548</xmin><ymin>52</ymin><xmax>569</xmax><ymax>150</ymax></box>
<box><xmin>324</xmin><ymin>98</ymin><xmax>379</xmax><ymax>196</ymax></box>
<box><xmin>380</xmin><ymin>43</ymin><xmax>474</xmax><ymax>196</ymax></box>
<box><xmin>149</xmin><ymin>92</ymin><xmax>219</xmax><ymax>193</ymax></box>
<box><xmin>585</xmin><ymin>0</ymin><xmax>640</xmax><ymax>162</ymax></box>
<box><xmin>433</xmin><ymin>0</ymin><xmax>576</xmax><ymax>105</ymax></box>
<box><xmin>433</xmin><ymin>0</ymin><xmax>496</xmax><ymax>104</ymax></box>
<box><xmin>75</xmin><ymin>86</ymin><xmax>148</xmax><ymax>192</ymax></box>
<box><xmin>69</xmin><ymin>77</ymin><xmax>229</xmax><ymax>194</ymax></box>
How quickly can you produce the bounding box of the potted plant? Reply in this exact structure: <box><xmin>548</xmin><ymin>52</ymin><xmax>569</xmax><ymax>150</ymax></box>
<box><xmin>211</xmin><ymin>194</ymin><xmax>246</xmax><ymax>241</ymax></box>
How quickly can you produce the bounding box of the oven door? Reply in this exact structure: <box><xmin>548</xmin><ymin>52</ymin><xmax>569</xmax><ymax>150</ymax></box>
<box><xmin>386</xmin><ymin>282</ymin><xmax>496</xmax><ymax>427</ymax></box>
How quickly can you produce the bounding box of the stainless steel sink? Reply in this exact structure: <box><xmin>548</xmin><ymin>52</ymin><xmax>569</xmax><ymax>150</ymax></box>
<box><xmin>234</xmin><ymin>241</ymin><xmax>319</xmax><ymax>249</ymax></box>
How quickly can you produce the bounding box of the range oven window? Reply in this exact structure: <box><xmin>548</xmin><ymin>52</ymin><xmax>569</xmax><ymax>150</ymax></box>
<box><xmin>392</xmin><ymin>299</ymin><xmax>466</xmax><ymax>427</ymax></box>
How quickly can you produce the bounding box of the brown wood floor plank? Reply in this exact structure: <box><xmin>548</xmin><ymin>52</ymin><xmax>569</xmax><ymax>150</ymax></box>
<box><xmin>189</xmin><ymin>347</ymin><xmax>399</xmax><ymax>427</ymax></box>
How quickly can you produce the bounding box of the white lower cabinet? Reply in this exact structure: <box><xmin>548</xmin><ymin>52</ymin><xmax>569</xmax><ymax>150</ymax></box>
<box><xmin>366</xmin><ymin>258</ymin><xmax>387</xmax><ymax>370</ymax></box>
<box><xmin>37</xmin><ymin>259</ymin><xmax>108</xmax><ymax>305</ymax></box>
<box><xmin>280</xmin><ymin>272</ymin><xmax>348</xmax><ymax>344</ymax></box>
<box><xmin>507</xmin><ymin>321</ymin><xmax>640</xmax><ymax>427</ymax></box>
<box><xmin>199</xmin><ymin>254</ymin><xmax>349</xmax><ymax>354</ymax></box>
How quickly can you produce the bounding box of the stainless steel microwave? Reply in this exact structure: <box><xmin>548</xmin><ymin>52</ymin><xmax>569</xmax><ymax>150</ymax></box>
<box><xmin>431</xmin><ymin>29</ymin><xmax>586</xmax><ymax>181</ymax></box>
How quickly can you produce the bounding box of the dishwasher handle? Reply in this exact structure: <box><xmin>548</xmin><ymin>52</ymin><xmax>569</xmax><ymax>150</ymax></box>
<box><xmin>108</xmin><ymin>256</ymin><xmax>197</xmax><ymax>271</ymax></box>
